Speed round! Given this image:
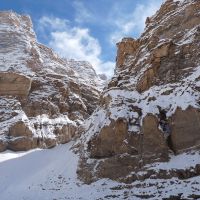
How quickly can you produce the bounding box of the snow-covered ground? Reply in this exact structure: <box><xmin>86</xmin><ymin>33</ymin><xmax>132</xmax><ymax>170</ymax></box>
<box><xmin>0</xmin><ymin>142</ymin><xmax>122</xmax><ymax>200</ymax></box>
<box><xmin>0</xmin><ymin>142</ymin><xmax>200</xmax><ymax>200</ymax></box>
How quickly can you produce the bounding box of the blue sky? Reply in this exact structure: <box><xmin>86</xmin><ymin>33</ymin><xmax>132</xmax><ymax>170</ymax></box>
<box><xmin>0</xmin><ymin>0</ymin><xmax>163</xmax><ymax>76</ymax></box>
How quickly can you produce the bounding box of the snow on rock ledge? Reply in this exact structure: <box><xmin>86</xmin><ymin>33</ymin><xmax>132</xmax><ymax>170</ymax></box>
<box><xmin>77</xmin><ymin>0</ymin><xmax>200</xmax><ymax>184</ymax></box>
<box><xmin>0</xmin><ymin>11</ymin><xmax>104</xmax><ymax>152</ymax></box>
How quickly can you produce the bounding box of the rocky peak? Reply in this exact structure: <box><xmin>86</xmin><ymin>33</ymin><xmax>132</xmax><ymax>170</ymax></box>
<box><xmin>0</xmin><ymin>11</ymin><xmax>34</xmax><ymax>36</ymax></box>
<box><xmin>109</xmin><ymin>0</ymin><xmax>200</xmax><ymax>93</ymax></box>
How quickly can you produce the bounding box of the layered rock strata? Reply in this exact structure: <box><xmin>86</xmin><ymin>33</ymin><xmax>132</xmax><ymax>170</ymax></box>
<box><xmin>77</xmin><ymin>0</ymin><xmax>200</xmax><ymax>184</ymax></box>
<box><xmin>0</xmin><ymin>11</ymin><xmax>104</xmax><ymax>151</ymax></box>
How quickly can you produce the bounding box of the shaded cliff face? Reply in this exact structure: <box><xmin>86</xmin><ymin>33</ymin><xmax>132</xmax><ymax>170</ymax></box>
<box><xmin>77</xmin><ymin>0</ymin><xmax>200</xmax><ymax>185</ymax></box>
<box><xmin>0</xmin><ymin>11</ymin><xmax>104</xmax><ymax>152</ymax></box>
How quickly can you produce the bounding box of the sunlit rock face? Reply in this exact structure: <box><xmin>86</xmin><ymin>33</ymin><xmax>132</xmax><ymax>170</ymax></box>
<box><xmin>77</xmin><ymin>0</ymin><xmax>200</xmax><ymax>185</ymax></box>
<box><xmin>0</xmin><ymin>11</ymin><xmax>104</xmax><ymax>151</ymax></box>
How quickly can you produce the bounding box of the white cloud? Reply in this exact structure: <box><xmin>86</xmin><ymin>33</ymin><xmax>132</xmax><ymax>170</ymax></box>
<box><xmin>37</xmin><ymin>0</ymin><xmax>163</xmax><ymax>77</ymax></box>
<box><xmin>38</xmin><ymin>16</ymin><xmax>115</xmax><ymax>76</ymax></box>
<box><xmin>73</xmin><ymin>1</ymin><xmax>92</xmax><ymax>23</ymax></box>
<box><xmin>109</xmin><ymin>0</ymin><xmax>164</xmax><ymax>44</ymax></box>
<box><xmin>38</xmin><ymin>16</ymin><xmax>69</xmax><ymax>31</ymax></box>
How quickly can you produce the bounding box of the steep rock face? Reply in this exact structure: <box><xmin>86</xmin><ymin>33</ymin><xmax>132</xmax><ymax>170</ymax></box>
<box><xmin>116</xmin><ymin>38</ymin><xmax>139</xmax><ymax>68</ymax></box>
<box><xmin>77</xmin><ymin>0</ymin><xmax>200</xmax><ymax>184</ymax></box>
<box><xmin>0</xmin><ymin>11</ymin><xmax>103</xmax><ymax>151</ymax></box>
<box><xmin>142</xmin><ymin>115</ymin><xmax>168</xmax><ymax>157</ymax></box>
<box><xmin>170</xmin><ymin>107</ymin><xmax>200</xmax><ymax>153</ymax></box>
<box><xmin>88</xmin><ymin>118</ymin><xmax>129</xmax><ymax>158</ymax></box>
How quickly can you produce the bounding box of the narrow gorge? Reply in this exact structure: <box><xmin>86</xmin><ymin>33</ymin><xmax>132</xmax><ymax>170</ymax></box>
<box><xmin>0</xmin><ymin>0</ymin><xmax>200</xmax><ymax>199</ymax></box>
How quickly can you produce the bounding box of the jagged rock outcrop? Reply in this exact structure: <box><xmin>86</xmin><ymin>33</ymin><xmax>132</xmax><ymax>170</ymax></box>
<box><xmin>77</xmin><ymin>0</ymin><xmax>200</xmax><ymax>188</ymax></box>
<box><xmin>0</xmin><ymin>11</ymin><xmax>104</xmax><ymax>151</ymax></box>
<box><xmin>116</xmin><ymin>38</ymin><xmax>139</xmax><ymax>68</ymax></box>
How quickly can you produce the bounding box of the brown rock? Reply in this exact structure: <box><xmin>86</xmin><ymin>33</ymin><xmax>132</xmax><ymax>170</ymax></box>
<box><xmin>170</xmin><ymin>107</ymin><xmax>200</xmax><ymax>153</ymax></box>
<box><xmin>80</xmin><ymin>115</ymin><xmax>169</xmax><ymax>183</ymax></box>
<box><xmin>116</xmin><ymin>38</ymin><xmax>139</xmax><ymax>68</ymax></box>
<box><xmin>136</xmin><ymin>41</ymin><xmax>172</xmax><ymax>93</ymax></box>
<box><xmin>142</xmin><ymin>114</ymin><xmax>169</xmax><ymax>162</ymax></box>
<box><xmin>88</xmin><ymin>118</ymin><xmax>128</xmax><ymax>158</ymax></box>
<box><xmin>95</xmin><ymin>155</ymin><xmax>139</xmax><ymax>182</ymax></box>
<box><xmin>55</xmin><ymin>124</ymin><xmax>76</xmax><ymax>144</ymax></box>
<box><xmin>136</xmin><ymin>67</ymin><xmax>157</xmax><ymax>93</ymax></box>
<box><xmin>9</xmin><ymin>121</ymin><xmax>33</xmax><ymax>137</ymax></box>
<box><xmin>8</xmin><ymin>137</ymin><xmax>37</xmax><ymax>151</ymax></box>
<box><xmin>23</xmin><ymin>100</ymin><xmax>59</xmax><ymax>117</ymax></box>
<box><xmin>0</xmin><ymin>72</ymin><xmax>31</xmax><ymax>97</ymax></box>
<box><xmin>0</xmin><ymin>140</ymin><xmax>7</xmax><ymax>152</ymax></box>
<box><xmin>43</xmin><ymin>138</ymin><xmax>57</xmax><ymax>149</ymax></box>
<box><xmin>152</xmin><ymin>42</ymin><xmax>172</xmax><ymax>59</ymax></box>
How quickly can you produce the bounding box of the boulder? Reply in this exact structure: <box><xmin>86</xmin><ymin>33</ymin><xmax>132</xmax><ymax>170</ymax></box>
<box><xmin>9</xmin><ymin>121</ymin><xmax>33</xmax><ymax>137</ymax></box>
<box><xmin>8</xmin><ymin>137</ymin><xmax>37</xmax><ymax>151</ymax></box>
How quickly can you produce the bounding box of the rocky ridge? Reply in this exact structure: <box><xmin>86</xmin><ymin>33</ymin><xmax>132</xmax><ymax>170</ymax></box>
<box><xmin>76</xmin><ymin>0</ymin><xmax>200</xmax><ymax>197</ymax></box>
<box><xmin>0</xmin><ymin>11</ymin><xmax>105</xmax><ymax>151</ymax></box>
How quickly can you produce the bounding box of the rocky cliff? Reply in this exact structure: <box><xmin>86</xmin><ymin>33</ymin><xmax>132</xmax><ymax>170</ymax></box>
<box><xmin>77</xmin><ymin>0</ymin><xmax>200</xmax><ymax>197</ymax></box>
<box><xmin>0</xmin><ymin>11</ymin><xmax>104</xmax><ymax>152</ymax></box>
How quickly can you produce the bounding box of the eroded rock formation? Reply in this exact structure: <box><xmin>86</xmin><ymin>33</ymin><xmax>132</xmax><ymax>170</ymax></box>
<box><xmin>77</xmin><ymin>0</ymin><xmax>200</xmax><ymax>185</ymax></box>
<box><xmin>0</xmin><ymin>11</ymin><xmax>104</xmax><ymax>151</ymax></box>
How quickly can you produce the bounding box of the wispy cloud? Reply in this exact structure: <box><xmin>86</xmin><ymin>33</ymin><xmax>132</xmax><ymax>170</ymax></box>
<box><xmin>109</xmin><ymin>0</ymin><xmax>163</xmax><ymax>44</ymax></box>
<box><xmin>38</xmin><ymin>16</ymin><xmax>115</xmax><ymax>76</ymax></box>
<box><xmin>38</xmin><ymin>16</ymin><xmax>69</xmax><ymax>31</ymax></box>
<box><xmin>73</xmin><ymin>0</ymin><xmax>92</xmax><ymax>24</ymax></box>
<box><xmin>36</xmin><ymin>0</ymin><xmax>163</xmax><ymax>77</ymax></box>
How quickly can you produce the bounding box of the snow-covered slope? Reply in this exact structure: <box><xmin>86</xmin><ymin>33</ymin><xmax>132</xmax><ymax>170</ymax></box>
<box><xmin>0</xmin><ymin>142</ymin><xmax>199</xmax><ymax>200</ymax></box>
<box><xmin>0</xmin><ymin>11</ymin><xmax>104</xmax><ymax>152</ymax></box>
